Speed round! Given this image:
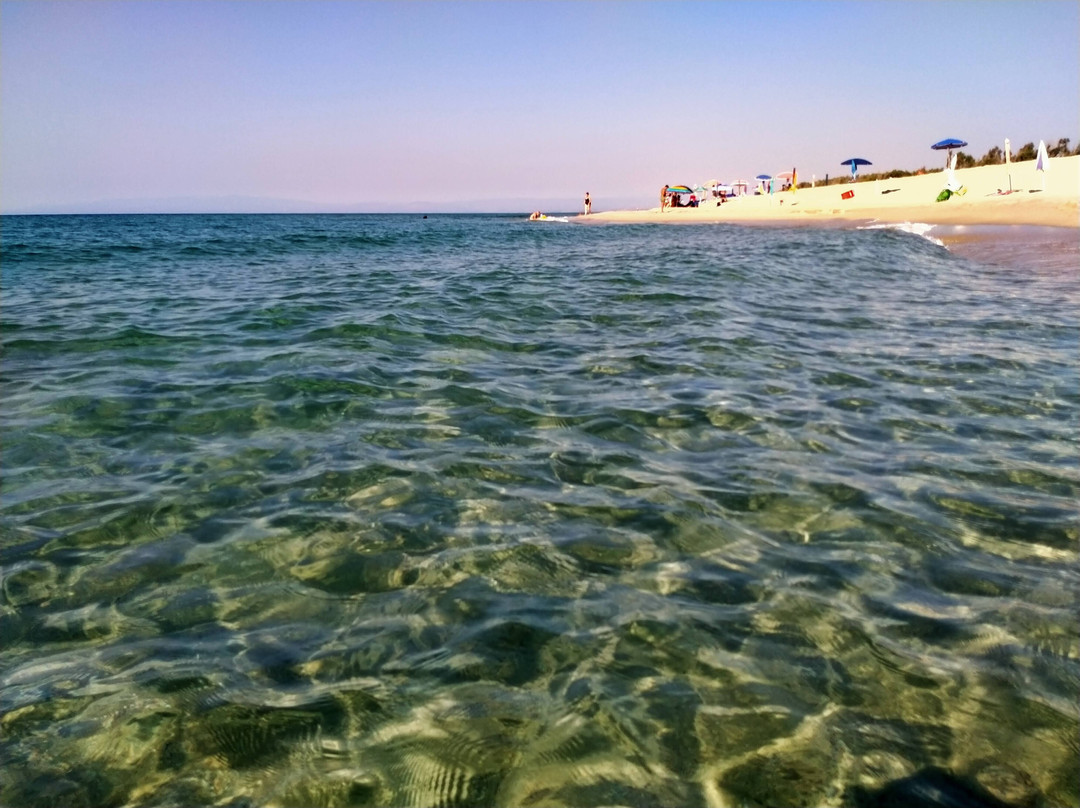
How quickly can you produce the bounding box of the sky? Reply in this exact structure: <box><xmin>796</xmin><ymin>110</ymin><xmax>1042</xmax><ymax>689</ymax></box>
<box><xmin>2</xmin><ymin>0</ymin><xmax>1077</xmax><ymax>213</ymax></box>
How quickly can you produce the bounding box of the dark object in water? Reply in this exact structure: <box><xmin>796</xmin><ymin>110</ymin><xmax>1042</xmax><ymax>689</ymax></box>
<box><xmin>848</xmin><ymin>767</ymin><xmax>1016</xmax><ymax>808</ymax></box>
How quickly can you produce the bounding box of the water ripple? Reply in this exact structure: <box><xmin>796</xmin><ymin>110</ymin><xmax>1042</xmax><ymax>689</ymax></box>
<box><xmin>1</xmin><ymin>215</ymin><xmax>1077</xmax><ymax>807</ymax></box>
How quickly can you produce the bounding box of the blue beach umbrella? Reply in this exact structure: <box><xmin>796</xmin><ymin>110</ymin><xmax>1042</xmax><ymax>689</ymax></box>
<box><xmin>840</xmin><ymin>158</ymin><xmax>872</xmax><ymax>181</ymax></box>
<box><xmin>931</xmin><ymin>138</ymin><xmax>967</xmax><ymax>167</ymax></box>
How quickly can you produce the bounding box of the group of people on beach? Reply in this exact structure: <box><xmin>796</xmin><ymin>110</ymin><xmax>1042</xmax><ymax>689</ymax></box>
<box><xmin>659</xmin><ymin>185</ymin><xmax>699</xmax><ymax>211</ymax></box>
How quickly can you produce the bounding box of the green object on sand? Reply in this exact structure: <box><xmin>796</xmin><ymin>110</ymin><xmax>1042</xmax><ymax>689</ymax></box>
<box><xmin>936</xmin><ymin>189</ymin><xmax>952</xmax><ymax>202</ymax></box>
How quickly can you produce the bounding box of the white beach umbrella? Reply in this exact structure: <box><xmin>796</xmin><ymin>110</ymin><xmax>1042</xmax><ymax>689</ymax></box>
<box><xmin>1035</xmin><ymin>139</ymin><xmax>1049</xmax><ymax>191</ymax></box>
<box><xmin>945</xmin><ymin>152</ymin><xmax>960</xmax><ymax>192</ymax></box>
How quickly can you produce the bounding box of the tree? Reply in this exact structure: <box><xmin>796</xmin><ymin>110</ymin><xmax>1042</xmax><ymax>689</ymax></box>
<box><xmin>955</xmin><ymin>151</ymin><xmax>977</xmax><ymax>168</ymax></box>
<box><xmin>978</xmin><ymin>146</ymin><xmax>1002</xmax><ymax>166</ymax></box>
<box><xmin>1048</xmin><ymin>138</ymin><xmax>1071</xmax><ymax>157</ymax></box>
<box><xmin>1014</xmin><ymin>141</ymin><xmax>1037</xmax><ymax>161</ymax></box>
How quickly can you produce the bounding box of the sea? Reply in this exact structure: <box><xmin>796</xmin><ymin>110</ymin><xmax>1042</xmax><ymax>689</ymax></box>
<box><xmin>1</xmin><ymin>214</ymin><xmax>1077</xmax><ymax>808</ymax></box>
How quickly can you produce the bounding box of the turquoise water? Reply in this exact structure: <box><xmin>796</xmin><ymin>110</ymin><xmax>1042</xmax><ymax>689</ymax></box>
<box><xmin>1</xmin><ymin>214</ymin><xmax>1077</xmax><ymax>807</ymax></box>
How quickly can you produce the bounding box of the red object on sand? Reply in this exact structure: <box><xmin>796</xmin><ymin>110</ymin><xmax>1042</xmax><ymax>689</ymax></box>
<box><xmin>841</xmin><ymin>190</ymin><xmax>855</xmax><ymax>200</ymax></box>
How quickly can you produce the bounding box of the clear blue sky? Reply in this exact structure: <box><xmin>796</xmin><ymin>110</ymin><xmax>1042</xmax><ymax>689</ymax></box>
<box><xmin>2</xmin><ymin>1</ymin><xmax>1077</xmax><ymax>213</ymax></box>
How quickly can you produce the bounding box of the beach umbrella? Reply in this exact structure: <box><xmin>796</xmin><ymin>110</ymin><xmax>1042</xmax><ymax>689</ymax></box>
<box><xmin>944</xmin><ymin>152</ymin><xmax>959</xmax><ymax>192</ymax></box>
<box><xmin>667</xmin><ymin>185</ymin><xmax>694</xmax><ymax>206</ymax></box>
<box><xmin>1035</xmin><ymin>139</ymin><xmax>1049</xmax><ymax>190</ymax></box>
<box><xmin>931</xmin><ymin>138</ymin><xmax>967</xmax><ymax>167</ymax></box>
<box><xmin>840</xmin><ymin>158</ymin><xmax>871</xmax><ymax>181</ymax></box>
<box><xmin>1035</xmin><ymin>139</ymin><xmax>1049</xmax><ymax>171</ymax></box>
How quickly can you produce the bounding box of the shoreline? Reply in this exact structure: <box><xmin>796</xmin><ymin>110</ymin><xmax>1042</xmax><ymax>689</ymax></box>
<box><xmin>581</xmin><ymin>156</ymin><xmax>1079</xmax><ymax>230</ymax></box>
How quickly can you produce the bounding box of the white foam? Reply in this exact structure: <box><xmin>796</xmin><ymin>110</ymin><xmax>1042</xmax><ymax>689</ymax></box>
<box><xmin>858</xmin><ymin>221</ymin><xmax>943</xmax><ymax>246</ymax></box>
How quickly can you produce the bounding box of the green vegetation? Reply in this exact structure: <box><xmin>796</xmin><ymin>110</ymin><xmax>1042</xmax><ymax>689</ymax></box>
<box><xmin>802</xmin><ymin>137</ymin><xmax>1079</xmax><ymax>187</ymax></box>
<box><xmin>956</xmin><ymin>138</ymin><xmax>1075</xmax><ymax>167</ymax></box>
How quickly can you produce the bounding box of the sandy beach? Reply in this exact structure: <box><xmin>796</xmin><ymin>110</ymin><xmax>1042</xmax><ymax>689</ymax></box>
<box><xmin>586</xmin><ymin>156</ymin><xmax>1079</xmax><ymax>229</ymax></box>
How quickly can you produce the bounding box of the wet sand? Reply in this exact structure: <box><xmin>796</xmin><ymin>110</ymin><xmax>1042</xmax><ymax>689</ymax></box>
<box><xmin>934</xmin><ymin>224</ymin><xmax>1080</xmax><ymax>273</ymax></box>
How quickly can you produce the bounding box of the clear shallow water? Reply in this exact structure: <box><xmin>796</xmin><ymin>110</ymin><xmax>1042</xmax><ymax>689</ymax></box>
<box><xmin>1</xmin><ymin>214</ymin><xmax>1077</xmax><ymax>808</ymax></box>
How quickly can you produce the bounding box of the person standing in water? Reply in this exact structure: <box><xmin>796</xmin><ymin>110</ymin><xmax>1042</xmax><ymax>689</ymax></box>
<box><xmin>584</xmin><ymin>192</ymin><xmax>592</xmax><ymax>215</ymax></box>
